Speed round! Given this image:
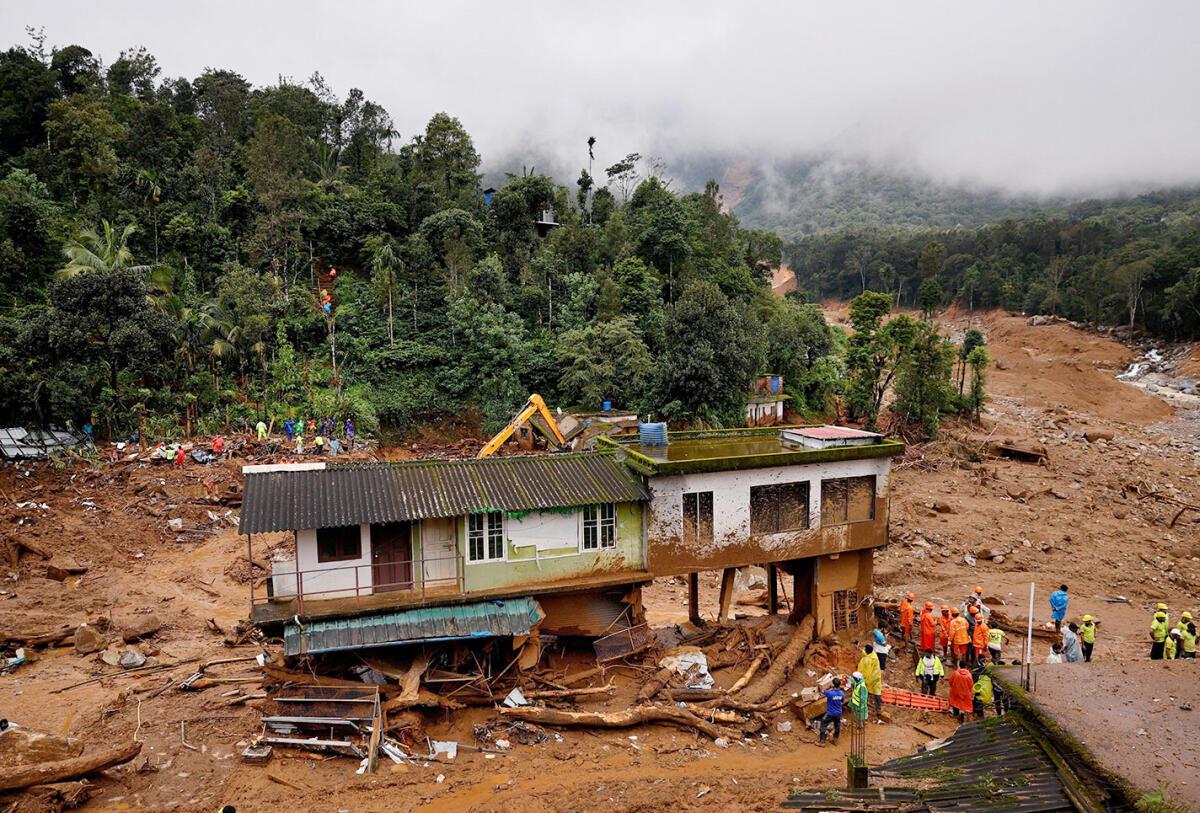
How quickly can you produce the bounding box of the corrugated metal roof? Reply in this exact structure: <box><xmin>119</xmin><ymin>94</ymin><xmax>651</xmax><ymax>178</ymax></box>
<box><xmin>239</xmin><ymin>452</ymin><xmax>648</xmax><ymax>534</ymax></box>
<box><xmin>283</xmin><ymin>597</ymin><xmax>545</xmax><ymax>655</ymax></box>
<box><xmin>0</xmin><ymin>427</ymin><xmax>87</xmax><ymax>460</ymax></box>
<box><xmin>784</xmin><ymin>718</ymin><xmax>1078</xmax><ymax>812</ymax></box>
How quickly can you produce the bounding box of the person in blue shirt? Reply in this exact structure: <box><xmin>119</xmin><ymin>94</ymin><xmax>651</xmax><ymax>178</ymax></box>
<box><xmin>283</xmin><ymin>418</ymin><xmax>296</xmax><ymax>441</ymax></box>
<box><xmin>1049</xmin><ymin>584</ymin><xmax>1070</xmax><ymax>632</ymax></box>
<box><xmin>818</xmin><ymin>677</ymin><xmax>845</xmax><ymax>745</ymax></box>
<box><xmin>872</xmin><ymin>622</ymin><xmax>890</xmax><ymax>670</ymax></box>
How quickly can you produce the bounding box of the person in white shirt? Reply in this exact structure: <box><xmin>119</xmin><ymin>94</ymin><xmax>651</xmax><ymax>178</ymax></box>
<box><xmin>1045</xmin><ymin>643</ymin><xmax>1064</xmax><ymax>664</ymax></box>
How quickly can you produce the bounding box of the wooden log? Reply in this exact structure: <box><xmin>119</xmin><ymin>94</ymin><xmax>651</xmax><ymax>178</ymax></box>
<box><xmin>688</xmin><ymin>573</ymin><xmax>700</xmax><ymax>624</ymax></box>
<box><xmin>498</xmin><ymin>704</ymin><xmax>739</xmax><ymax>741</ymax></box>
<box><xmin>678</xmin><ymin>704</ymin><xmax>748</xmax><ymax>724</ymax></box>
<box><xmin>558</xmin><ymin>666</ymin><xmax>604</xmax><ymax>687</ymax></box>
<box><xmin>636</xmin><ymin>667</ymin><xmax>674</xmax><ymax>702</ymax></box>
<box><xmin>0</xmin><ymin>742</ymin><xmax>141</xmax><ymax>792</ymax></box>
<box><xmin>738</xmin><ymin>614</ymin><xmax>814</xmax><ymax>704</ymax></box>
<box><xmin>523</xmin><ymin>682</ymin><xmax>614</xmax><ymax>700</ymax></box>
<box><xmin>717</xmin><ymin>568</ymin><xmax>737</xmax><ymax>623</ymax></box>
<box><xmin>665</xmin><ymin>688</ymin><xmax>724</xmax><ymax>701</ymax></box>
<box><xmin>726</xmin><ymin>654</ymin><xmax>764</xmax><ymax>694</ymax></box>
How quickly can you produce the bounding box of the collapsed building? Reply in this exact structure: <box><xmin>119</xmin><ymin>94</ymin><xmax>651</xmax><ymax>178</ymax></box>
<box><xmin>239</xmin><ymin>425</ymin><xmax>904</xmax><ymax>655</ymax></box>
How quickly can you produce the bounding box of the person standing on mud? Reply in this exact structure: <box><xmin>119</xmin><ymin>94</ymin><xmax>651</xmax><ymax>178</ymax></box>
<box><xmin>818</xmin><ymin>677</ymin><xmax>845</xmax><ymax>746</ymax></box>
<box><xmin>899</xmin><ymin>594</ymin><xmax>915</xmax><ymax>644</ymax></box>
<box><xmin>1062</xmin><ymin>623</ymin><xmax>1082</xmax><ymax>663</ymax></box>
<box><xmin>848</xmin><ymin>671</ymin><xmax>869</xmax><ymax>724</ymax></box>
<box><xmin>857</xmin><ymin>644</ymin><xmax>884</xmax><ymax>719</ymax></box>
<box><xmin>872</xmin><ymin>622</ymin><xmax>890</xmax><ymax>670</ymax></box>
<box><xmin>1179</xmin><ymin>612</ymin><xmax>1197</xmax><ymax>659</ymax></box>
<box><xmin>1049</xmin><ymin>585</ymin><xmax>1069</xmax><ymax>632</ymax></box>
<box><xmin>1079</xmin><ymin>615</ymin><xmax>1098</xmax><ymax>662</ymax></box>
<box><xmin>948</xmin><ymin>662</ymin><xmax>974</xmax><ymax>721</ymax></box>
<box><xmin>1150</xmin><ymin>610</ymin><xmax>1169</xmax><ymax>659</ymax></box>
<box><xmin>939</xmin><ymin>605</ymin><xmax>953</xmax><ymax>658</ymax></box>
<box><xmin>919</xmin><ymin>602</ymin><xmax>937</xmax><ymax>653</ymax></box>
<box><xmin>950</xmin><ymin>609</ymin><xmax>970</xmax><ymax>663</ymax></box>
<box><xmin>916</xmin><ymin>649</ymin><xmax>943</xmax><ymax>696</ymax></box>
<box><xmin>1165</xmin><ymin>628</ymin><xmax>1181</xmax><ymax>659</ymax></box>
<box><xmin>987</xmin><ymin>626</ymin><xmax>1008</xmax><ymax>664</ymax></box>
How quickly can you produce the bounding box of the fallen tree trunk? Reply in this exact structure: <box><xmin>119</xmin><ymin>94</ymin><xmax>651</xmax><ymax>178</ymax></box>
<box><xmin>726</xmin><ymin>654</ymin><xmax>764</xmax><ymax>694</ymax></box>
<box><xmin>636</xmin><ymin>667</ymin><xmax>674</xmax><ymax>702</ymax></box>
<box><xmin>498</xmin><ymin>705</ymin><xmax>740</xmax><ymax>741</ymax></box>
<box><xmin>523</xmin><ymin>683</ymin><xmax>614</xmax><ymax>700</ymax></box>
<box><xmin>737</xmin><ymin>614</ymin><xmax>814</xmax><ymax>704</ymax></box>
<box><xmin>665</xmin><ymin>688</ymin><xmax>724</xmax><ymax>701</ymax></box>
<box><xmin>701</xmin><ymin>696</ymin><xmax>792</xmax><ymax>713</ymax></box>
<box><xmin>0</xmin><ymin>742</ymin><xmax>141</xmax><ymax>792</ymax></box>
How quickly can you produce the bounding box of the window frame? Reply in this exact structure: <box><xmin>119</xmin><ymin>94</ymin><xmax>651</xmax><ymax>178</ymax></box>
<box><xmin>467</xmin><ymin>511</ymin><xmax>506</xmax><ymax>564</ymax></box>
<box><xmin>582</xmin><ymin>503</ymin><xmax>617</xmax><ymax>551</ymax></box>
<box><xmin>820</xmin><ymin>475</ymin><xmax>877</xmax><ymax>526</ymax></box>
<box><xmin>749</xmin><ymin>481</ymin><xmax>811</xmax><ymax>535</ymax></box>
<box><xmin>316</xmin><ymin>525</ymin><xmax>362</xmax><ymax>563</ymax></box>
<box><xmin>682</xmin><ymin>491</ymin><xmax>714</xmax><ymax>546</ymax></box>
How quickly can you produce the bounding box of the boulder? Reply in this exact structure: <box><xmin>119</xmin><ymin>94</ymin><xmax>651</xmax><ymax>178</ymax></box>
<box><xmin>120</xmin><ymin>616</ymin><xmax>162</xmax><ymax>643</ymax></box>
<box><xmin>1083</xmin><ymin>430</ymin><xmax>1115</xmax><ymax>443</ymax></box>
<box><xmin>119</xmin><ymin>648</ymin><xmax>147</xmax><ymax>669</ymax></box>
<box><xmin>72</xmin><ymin>624</ymin><xmax>105</xmax><ymax>656</ymax></box>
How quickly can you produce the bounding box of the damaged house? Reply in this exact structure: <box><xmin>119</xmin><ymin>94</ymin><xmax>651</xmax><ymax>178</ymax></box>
<box><xmin>240</xmin><ymin>426</ymin><xmax>902</xmax><ymax>655</ymax></box>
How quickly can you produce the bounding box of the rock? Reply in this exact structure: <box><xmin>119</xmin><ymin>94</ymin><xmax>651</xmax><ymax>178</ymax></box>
<box><xmin>928</xmin><ymin>501</ymin><xmax>954</xmax><ymax>514</ymax></box>
<box><xmin>1084</xmin><ymin>430</ymin><xmax>1115</xmax><ymax>443</ymax></box>
<box><xmin>73</xmin><ymin>624</ymin><xmax>106</xmax><ymax>655</ymax></box>
<box><xmin>992</xmin><ymin>555</ymin><xmax>1006</xmax><ymax>564</ymax></box>
<box><xmin>100</xmin><ymin>645</ymin><xmax>122</xmax><ymax>666</ymax></box>
<box><xmin>167</xmin><ymin>518</ymin><xmax>184</xmax><ymax>531</ymax></box>
<box><xmin>121</xmin><ymin>616</ymin><xmax>162</xmax><ymax>643</ymax></box>
<box><xmin>964</xmin><ymin>555</ymin><xmax>977</xmax><ymax>567</ymax></box>
<box><xmin>776</xmin><ymin>720</ymin><xmax>793</xmax><ymax>733</ymax></box>
<box><xmin>119</xmin><ymin>648</ymin><xmax>147</xmax><ymax>669</ymax></box>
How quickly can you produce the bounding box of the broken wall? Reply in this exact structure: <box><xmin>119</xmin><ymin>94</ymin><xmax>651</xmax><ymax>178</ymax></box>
<box><xmin>644</xmin><ymin>457</ymin><xmax>891</xmax><ymax>575</ymax></box>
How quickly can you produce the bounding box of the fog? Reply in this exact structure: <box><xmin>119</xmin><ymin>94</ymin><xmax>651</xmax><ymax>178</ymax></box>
<box><xmin>6</xmin><ymin>1</ymin><xmax>1200</xmax><ymax>197</ymax></box>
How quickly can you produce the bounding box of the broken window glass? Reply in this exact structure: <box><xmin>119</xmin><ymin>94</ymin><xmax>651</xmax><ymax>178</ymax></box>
<box><xmin>682</xmin><ymin>491</ymin><xmax>713</xmax><ymax>546</ymax></box>
<box><xmin>749</xmin><ymin>481</ymin><xmax>810</xmax><ymax>535</ymax></box>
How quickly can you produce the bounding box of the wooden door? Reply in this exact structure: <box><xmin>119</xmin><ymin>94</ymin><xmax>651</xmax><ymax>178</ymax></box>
<box><xmin>371</xmin><ymin>522</ymin><xmax>412</xmax><ymax>594</ymax></box>
<box><xmin>422</xmin><ymin>518</ymin><xmax>457</xmax><ymax>587</ymax></box>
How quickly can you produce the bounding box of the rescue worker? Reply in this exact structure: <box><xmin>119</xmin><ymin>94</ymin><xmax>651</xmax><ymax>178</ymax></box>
<box><xmin>938</xmin><ymin>605</ymin><xmax>953</xmax><ymax>658</ymax></box>
<box><xmin>1156</xmin><ymin>602</ymin><xmax>1170</xmax><ymax>628</ymax></box>
<box><xmin>255</xmin><ymin>420</ymin><xmax>267</xmax><ymax>441</ymax></box>
<box><xmin>1165</xmin><ymin>628</ymin><xmax>1181</xmax><ymax>660</ymax></box>
<box><xmin>967</xmin><ymin>585</ymin><xmax>990</xmax><ymax>621</ymax></box>
<box><xmin>965</xmin><ymin>604</ymin><xmax>979</xmax><ymax>650</ymax></box>
<box><xmin>856</xmin><ymin>644</ymin><xmax>884</xmax><ymax>720</ymax></box>
<box><xmin>915</xmin><ymin>649</ymin><xmax>944</xmax><ymax>696</ymax></box>
<box><xmin>173</xmin><ymin>444</ymin><xmax>185</xmax><ymax>467</ymax></box>
<box><xmin>899</xmin><ymin>594</ymin><xmax>916</xmax><ymax>643</ymax></box>
<box><xmin>1079</xmin><ymin>615</ymin><xmax>1098</xmax><ymax>662</ymax></box>
<box><xmin>847</xmin><ymin>671</ymin><xmax>869</xmax><ymax>724</ymax></box>
<box><xmin>283</xmin><ymin>417</ymin><xmax>296</xmax><ymax>441</ymax></box>
<box><xmin>818</xmin><ymin>677</ymin><xmax>845</xmax><ymax>745</ymax></box>
<box><xmin>1150</xmin><ymin>610</ymin><xmax>1169</xmax><ymax>659</ymax></box>
<box><xmin>212</xmin><ymin>434</ymin><xmax>225</xmax><ymax>457</ymax></box>
<box><xmin>972</xmin><ymin>672</ymin><xmax>994</xmax><ymax>718</ymax></box>
<box><xmin>972</xmin><ymin>611</ymin><xmax>990</xmax><ymax>664</ymax></box>
<box><xmin>949</xmin><ymin>608</ymin><xmax>971</xmax><ymax>663</ymax></box>
<box><xmin>872</xmin><ymin>622</ymin><xmax>890</xmax><ymax>670</ymax></box>
<box><xmin>1179</xmin><ymin>612</ymin><xmax>1197</xmax><ymax>659</ymax></box>
<box><xmin>919</xmin><ymin>601</ymin><xmax>937</xmax><ymax>653</ymax></box>
<box><xmin>1049</xmin><ymin>584</ymin><xmax>1070</xmax><ymax>632</ymax></box>
<box><xmin>987</xmin><ymin>626</ymin><xmax>1008</xmax><ymax>664</ymax></box>
<box><xmin>948</xmin><ymin>662</ymin><xmax>974</xmax><ymax>721</ymax></box>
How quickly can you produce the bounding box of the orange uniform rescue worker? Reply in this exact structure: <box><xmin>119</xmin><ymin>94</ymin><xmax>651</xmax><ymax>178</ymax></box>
<box><xmin>919</xmin><ymin>601</ymin><xmax>937</xmax><ymax>651</ymax></box>
<box><xmin>939</xmin><ymin>605</ymin><xmax>953</xmax><ymax>657</ymax></box>
<box><xmin>899</xmin><ymin>593</ymin><xmax>916</xmax><ymax>642</ymax></box>
<box><xmin>950</xmin><ymin>609</ymin><xmax>970</xmax><ymax>660</ymax></box>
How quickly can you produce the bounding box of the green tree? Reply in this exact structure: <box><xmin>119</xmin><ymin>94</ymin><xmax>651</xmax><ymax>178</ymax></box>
<box><xmin>890</xmin><ymin>321</ymin><xmax>954</xmax><ymax>438</ymax></box>
<box><xmin>844</xmin><ymin>291</ymin><xmax>913</xmax><ymax>428</ymax></box>
<box><xmin>44</xmin><ymin>94</ymin><xmax>124</xmax><ymax>201</ymax></box>
<box><xmin>963</xmin><ymin>345</ymin><xmax>990</xmax><ymax>420</ymax></box>
<box><xmin>650</xmin><ymin>281</ymin><xmax>763</xmax><ymax>425</ymax></box>
<box><xmin>917</xmin><ymin>277</ymin><xmax>943</xmax><ymax>320</ymax></box>
<box><xmin>367</xmin><ymin>235</ymin><xmax>402</xmax><ymax>345</ymax></box>
<box><xmin>557</xmin><ymin>317</ymin><xmax>652</xmax><ymax>409</ymax></box>
<box><xmin>59</xmin><ymin>220</ymin><xmax>148</xmax><ymax>278</ymax></box>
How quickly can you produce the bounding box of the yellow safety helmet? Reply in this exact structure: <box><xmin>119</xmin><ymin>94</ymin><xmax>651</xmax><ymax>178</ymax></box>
<box><xmin>1155</xmin><ymin>611</ymin><xmax>1167</xmax><ymax>620</ymax></box>
<box><xmin>1183</xmin><ymin>611</ymin><xmax>1193</xmax><ymax>620</ymax></box>
<box><xmin>1082</xmin><ymin>614</ymin><xmax>1093</xmax><ymax>622</ymax></box>
<box><xmin>1157</xmin><ymin>603</ymin><xmax>1169</xmax><ymax>610</ymax></box>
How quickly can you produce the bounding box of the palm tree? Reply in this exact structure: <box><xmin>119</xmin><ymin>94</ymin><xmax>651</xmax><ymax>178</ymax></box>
<box><xmin>59</xmin><ymin>220</ymin><xmax>150</xmax><ymax>278</ymax></box>
<box><xmin>137</xmin><ymin>170</ymin><xmax>163</xmax><ymax>261</ymax></box>
<box><xmin>369</xmin><ymin>237</ymin><xmax>401</xmax><ymax>345</ymax></box>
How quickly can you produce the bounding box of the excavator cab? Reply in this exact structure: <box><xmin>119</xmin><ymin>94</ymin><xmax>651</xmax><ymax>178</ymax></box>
<box><xmin>477</xmin><ymin>394</ymin><xmax>567</xmax><ymax>458</ymax></box>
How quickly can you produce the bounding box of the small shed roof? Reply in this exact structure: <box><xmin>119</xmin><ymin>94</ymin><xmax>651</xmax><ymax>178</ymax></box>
<box><xmin>284</xmin><ymin>597</ymin><xmax>545</xmax><ymax>655</ymax></box>
<box><xmin>238</xmin><ymin>452</ymin><xmax>648</xmax><ymax>534</ymax></box>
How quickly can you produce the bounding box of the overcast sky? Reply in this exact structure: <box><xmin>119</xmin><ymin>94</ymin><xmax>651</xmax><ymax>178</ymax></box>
<box><xmin>6</xmin><ymin>1</ymin><xmax>1200</xmax><ymax>197</ymax></box>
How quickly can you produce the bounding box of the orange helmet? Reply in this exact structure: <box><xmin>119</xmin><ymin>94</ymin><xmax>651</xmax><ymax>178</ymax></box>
<box><xmin>906</xmin><ymin>593</ymin><xmax>916</xmax><ymax>600</ymax></box>
<box><xmin>924</xmin><ymin>601</ymin><xmax>934</xmax><ymax>609</ymax></box>
<box><xmin>951</xmin><ymin>608</ymin><xmax>960</xmax><ymax>616</ymax></box>
<box><xmin>974</xmin><ymin>586</ymin><xmax>983</xmax><ymax>594</ymax></box>
<box><xmin>941</xmin><ymin>604</ymin><xmax>951</xmax><ymax>612</ymax></box>
<box><xmin>969</xmin><ymin>605</ymin><xmax>979</xmax><ymax>615</ymax></box>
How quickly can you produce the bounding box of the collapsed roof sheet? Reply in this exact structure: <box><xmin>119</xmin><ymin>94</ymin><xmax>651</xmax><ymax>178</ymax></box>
<box><xmin>0</xmin><ymin>427</ymin><xmax>87</xmax><ymax>460</ymax></box>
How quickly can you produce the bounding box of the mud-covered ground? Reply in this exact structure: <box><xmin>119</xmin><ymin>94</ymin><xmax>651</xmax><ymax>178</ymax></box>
<box><xmin>0</xmin><ymin>310</ymin><xmax>1197</xmax><ymax>811</ymax></box>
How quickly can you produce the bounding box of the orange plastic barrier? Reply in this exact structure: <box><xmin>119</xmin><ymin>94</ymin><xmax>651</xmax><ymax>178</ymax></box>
<box><xmin>881</xmin><ymin>686</ymin><xmax>951</xmax><ymax>712</ymax></box>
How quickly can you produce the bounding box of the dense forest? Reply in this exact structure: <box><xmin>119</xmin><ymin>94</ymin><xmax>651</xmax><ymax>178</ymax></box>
<box><xmin>0</xmin><ymin>34</ymin><xmax>852</xmax><ymax>440</ymax></box>
<box><xmin>784</xmin><ymin>190</ymin><xmax>1200</xmax><ymax>338</ymax></box>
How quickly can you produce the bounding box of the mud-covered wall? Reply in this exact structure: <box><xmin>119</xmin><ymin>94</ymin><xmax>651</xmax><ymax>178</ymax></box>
<box><xmin>810</xmin><ymin>549</ymin><xmax>874</xmax><ymax>638</ymax></box>
<box><xmin>645</xmin><ymin>457</ymin><xmax>891</xmax><ymax>574</ymax></box>
<box><xmin>462</xmin><ymin>502</ymin><xmax>644</xmax><ymax>592</ymax></box>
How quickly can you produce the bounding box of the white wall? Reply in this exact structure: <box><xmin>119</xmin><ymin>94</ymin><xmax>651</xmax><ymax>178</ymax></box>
<box><xmin>645</xmin><ymin>457</ymin><xmax>891</xmax><ymax>559</ymax></box>
<box><xmin>271</xmin><ymin>524</ymin><xmax>373</xmax><ymax>600</ymax></box>
<box><xmin>507</xmin><ymin>511</ymin><xmax>581</xmax><ymax>553</ymax></box>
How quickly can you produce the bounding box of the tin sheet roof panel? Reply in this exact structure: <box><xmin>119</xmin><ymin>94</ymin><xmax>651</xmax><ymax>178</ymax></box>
<box><xmin>239</xmin><ymin>453</ymin><xmax>648</xmax><ymax>534</ymax></box>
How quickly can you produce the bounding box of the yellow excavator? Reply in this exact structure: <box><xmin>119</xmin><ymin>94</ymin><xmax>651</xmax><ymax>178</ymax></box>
<box><xmin>477</xmin><ymin>394</ymin><xmax>567</xmax><ymax>458</ymax></box>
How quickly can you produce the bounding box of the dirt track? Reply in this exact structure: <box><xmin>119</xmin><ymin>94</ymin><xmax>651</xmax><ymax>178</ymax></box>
<box><xmin>0</xmin><ymin>310</ymin><xmax>1197</xmax><ymax>811</ymax></box>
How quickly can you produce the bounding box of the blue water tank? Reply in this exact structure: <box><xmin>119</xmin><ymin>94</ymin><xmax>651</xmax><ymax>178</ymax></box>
<box><xmin>770</xmin><ymin>376</ymin><xmax>781</xmax><ymax>394</ymax></box>
<box><xmin>639</xmin><ymin>422</ymin><xmax>668</xmax><ymax>446</ymax></box>
<box><xmin>602</xmin><ymin>400</ymin><xmax>612</xmax><ymax>412</ymax></box>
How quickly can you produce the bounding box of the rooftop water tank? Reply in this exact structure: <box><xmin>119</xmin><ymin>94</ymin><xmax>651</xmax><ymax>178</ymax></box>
<box><xmin>638</xmin><ymin>422</ymin><xmax>668</xmax><ymax>446</ymax></box>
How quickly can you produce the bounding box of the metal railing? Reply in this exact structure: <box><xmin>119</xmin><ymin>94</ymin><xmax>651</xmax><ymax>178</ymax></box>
<box><xmin>251</xmin><ymin>553</ymin><xmax>463</xmax><ymax>615</ymax></box>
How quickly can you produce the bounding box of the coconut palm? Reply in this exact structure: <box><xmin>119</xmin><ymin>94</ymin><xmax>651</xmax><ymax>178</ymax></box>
<box><xmin>369</xmin><ymin>236</ymin><xmax>401</xmax><ymax>345</ymax></box>
<box><xmin>59</xmin><ymin>220</ymin><xmax>150</xmax><ymax>278</ymax></box>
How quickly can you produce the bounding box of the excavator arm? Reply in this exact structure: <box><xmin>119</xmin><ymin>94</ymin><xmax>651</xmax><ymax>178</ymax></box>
<box><xmin>477</xmin><ymin>394</ymin><xmax>566</xmax><ymax>458</ymax></box>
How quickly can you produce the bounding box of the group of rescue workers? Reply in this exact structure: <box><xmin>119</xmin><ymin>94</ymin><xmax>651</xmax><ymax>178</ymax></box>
<box><xmin>1149</xmin><ymin>603</ymin><xmax>1198</xmax><ymax>660</ymax></box>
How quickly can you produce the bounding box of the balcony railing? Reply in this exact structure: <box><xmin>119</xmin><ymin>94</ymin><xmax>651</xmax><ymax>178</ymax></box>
<box><xmin>251</xmin><ymin>553</ymin><xmax>463</xmax><ymax>616</ymax></box>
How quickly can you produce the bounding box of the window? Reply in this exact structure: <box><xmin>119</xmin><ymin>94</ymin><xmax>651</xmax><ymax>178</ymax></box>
<box><xmin>682</xmin><ymin>491</ymin><xmax>713</xmax><ymax>546</ymax></box>
<box><xmin>316</xmin><ymin>526</ymin><xmax>361</xmax><ymax>562</ymax></box>
<box><xmin>832</xmin><ymin>589</ymin><xmax>860</xmax><ymax>631</ymax></box>
<box><xmin>750</xmin><ymin>481</ymin><xmax>810</xmax><ymax>535</ymax></box>
<box><xmin>820</xmin><ymin>476</ymin><xmax>876</xmax><ymax>526</ymax></box>
<box><xmin>583</xmin><ymin>504</ymin><xmax>617</xmax><ymax>550</ymax></box>
<box><xmin>468</xmin><ymin>512</ymin><xmax>505</xmax><ymax>562</ymax></box>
